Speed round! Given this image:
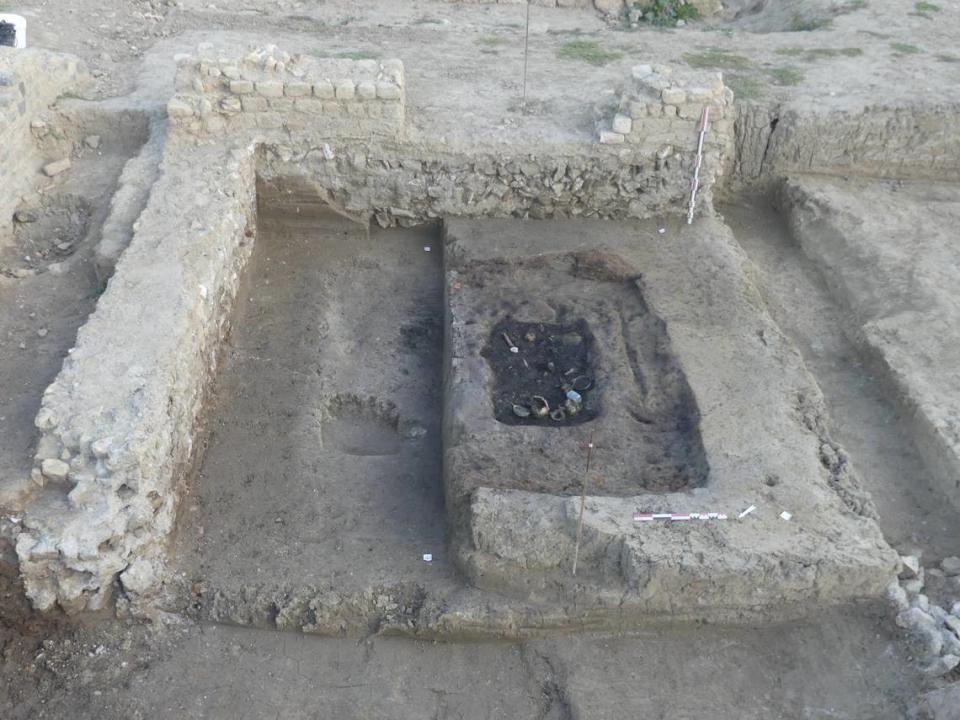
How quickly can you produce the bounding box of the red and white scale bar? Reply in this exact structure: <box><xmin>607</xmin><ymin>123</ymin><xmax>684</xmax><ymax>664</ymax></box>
<box><xmin>633</xmin><ymin>511</ymin><xmax>728</xmax><ymax>522</ymax></box>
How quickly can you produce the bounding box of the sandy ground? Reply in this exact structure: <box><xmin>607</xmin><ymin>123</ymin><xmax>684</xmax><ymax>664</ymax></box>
<box><xmin>1</xmin><ymin>0</ymin><xmax>960</xmax><ymax>717</ymax></box>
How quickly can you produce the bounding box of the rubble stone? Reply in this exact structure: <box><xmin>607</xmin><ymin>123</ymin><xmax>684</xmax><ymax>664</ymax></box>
<box><xmin>40</xmin><ymin>458</ymin><xmax>69</xmax><ymax>481</ymax></box>
<box><xmin>900</xmin><ymin>554</ymin><xmax>922</xmax><ymax>579</ymax></box>
<box><xmin>42</xmin><ymin>159</ymin><xmax>71</xmax><ymax>177</ymax></box>
<box><xmin>941</xmin><ymin>556</ymin><xmax>960</xmax><ymax>576</ymax></box>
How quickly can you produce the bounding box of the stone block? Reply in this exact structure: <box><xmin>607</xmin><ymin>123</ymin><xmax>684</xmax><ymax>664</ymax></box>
<box><xmin>382</xmin><ymin>59</ymin><xmax>404</xmax><ymax>86</ymax></box>
<box><xmin>382</xmin><ymin>104</ymin><xmax>404</xmax><ymax>123</ymax></box>
<box><xmin>376</xmin><ymin>82</ymin><xmax>401</xmax><ymax>100</ymax></box>
<box><xmin>294</xmin><ymin>98</ymin><xmax>323</xmax><ymax>114</ymax></box>
<box><xmin>269</xmin><ymin>97</ymin><xmax>295</xmax><ymax>112</ymax></box>
<box><xmin>256</xmin><ymin>80</ymin><xmax>284</xmax><ymax>98</ymax></box>
<box><xmin>42</xmin><ymin>158</ymin><xmax>72</xmax><ymax>177</ymax></box>
<box><xmin>356</xmin><ymin>59</ymin><xmax>379</xmax><ymax>76</ymax></box>
<box><xmin>661</xmin><ymin>88</ymin><xmax>686</xmax><ymax>105</ymax></box>
<box><xmin>256</xmin><ymin>112</ymin><xmax>283</xmax><ymax>129</ymax></box>
<box><xmin>240</xmin><ymin>95</ymin><xmax>268</xmax><ymax>113</ymax></box>
<box><xmin>284</xmin><ymin>114</ymin><xmax>307</xmax><ymax>132</ymax></box>
<box><xmin>356</xmin><ymin>81</ymin><xmax>377</xmax><ymax>100</ymax></box>
<box><xmin>313</xmin><ymin>80</ymin><xmax>335</xmax><ymax>99</ymax></box>
<box><xmin>229</xmin><ymin>80</ymin><xmax>254</xmax><ymax>95</ymax></box>
<box><xmin>687</xmin><ymin>86</ymin><xmax>720</xmax><ymax>104</ymax></box>
<box><xmin>335</xmin><ymin>79</ymin><xmax>355</xmax><ymax>100</ymax></box>
<box><xmin>599</xmin><ymin>130</ymin><xmax>625</xmax><ymax>144</ymax></box>
<box><xmin>167</xmin><ymin>97</ymin><xmax>195</xmax><ymax>118</ymax></box>
<box><xmin>40</xmin><ymin>458</ymin><xmax>70</xmax><ymax>481</ymax></box>
<box><xmin>322</xmin><ymin>101</ymin><xmax>342</xmax><ymax>115</ymax></box>
<box><xmin>219</xmin><ymin>96</ymin><xmax>242</xmax><ymax>115</ymax></box>
<box><xmin>229</xmin><ymin>113</ymin><xmax>257</xmax><ymax>130</ymax></box>
<box><xmin>942</xmin><ymin>557</ymin><xmax>960</xmax><ymax>576</ymax></box>
<box><xmin>612</xmin><ymin>114</ymin><xmax>632</xmax><ymax>134</ymax></box>
<box><xmin>284</xmin><ymin>81</ymin><xmax>311</xmax><ymax>97</ymax></box>
<box><xmin>203</xmin><ymin>115</ymin><xmax>226</xmax><ymax>134</ymax></box>
<box><xmin>628</xmin><ymin>101</ymin><xmax>650</xmax><ymax>119</ymax></box>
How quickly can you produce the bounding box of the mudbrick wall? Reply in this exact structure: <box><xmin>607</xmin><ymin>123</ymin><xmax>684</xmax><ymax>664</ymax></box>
<box><xmin>731</xmin><ymin>102</ymin><xmax>960</xmax><ymax>185</ymax></box>
<box><xmin>256</xmin><ymin>142</ymin><xmax>705</xmax><ymax>228</ymax></box>
<box><xmin>596</xmin><ymin>64</ymin><xmax>732</xmax><ymax>198</ymax></box>
<box><xmin>0</xmin><ymin>47</ymin><xmax>85</xmax><ymax>238</ymax></box>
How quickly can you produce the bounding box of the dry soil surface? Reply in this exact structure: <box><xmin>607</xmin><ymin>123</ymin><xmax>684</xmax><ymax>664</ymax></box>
<box><xmin>2</xmin><ymin>0</ymin><xmax>960</xmax><ymax>717</ymax></box>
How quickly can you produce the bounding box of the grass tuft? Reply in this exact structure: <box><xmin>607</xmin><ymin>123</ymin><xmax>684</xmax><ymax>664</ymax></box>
<box><xmin>914</xmin><ymin>1</ymin><xmax>941</xmax><ymax>12</ymax></box>
<box><xmin>635</xmin><ymin>0</ymin><xmax>699</xmax><ymax>26</ymax></box>
<box><xmin>682</xmin><ymin>47</ymin><xmax>751</xmax><ymax>70</ymax></box>
<box><xmin>726</xmin><ymin>74</ymin><xmax>764</xmax><ymax>101</ymax></box>
<box><xmin>890</xmin><ymin>42</ymin><xmax>923</xmax><ymax>54</ymax></box>
<box><xmin>788</xmin><ymin>14</ymin><xmax>833</xmax><ymax>31</ymax></box>
<box><xmin>556</xmin><ymin>40</ymin><xmax>623</xmax><ymax>66</ymax></box>
<box><xmin>315</xmin><ymin>49</ymin><xmax>378</xmax><ymax>60</ymax></box>
<box><xmin>766</xmin><ymin>65</ymin><xmax>804</xmax><ymax>85</ymax></box>
<box><xmin>775</xmin><ymin>46</ymin><xmax>863</xmax><ymax>61</ymax></box>
<box><xmin>476</xmin><ymin>35</ymin><xmax>510</xmax><ymax>46</ymax></box>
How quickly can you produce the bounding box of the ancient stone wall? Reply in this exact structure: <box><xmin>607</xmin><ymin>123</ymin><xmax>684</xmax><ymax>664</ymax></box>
<box><xmin>596</xmin><ymin>65</ymin><xmax>733</xmax><ymax>196</ymax></box>
<box><xmin>16</xmin><ymin>143</ymin><xmax>258</xmax><ymax>614</ymax></box>
<box><xmin>167</xmin><ymin>44</ymin><xmax>405</xmax><ymax>140</ymax></box>
<box><xmin>257</xmin><ymin>143</ymin><xmax>701</xmax><ymax>228</ymax></box>
<box><xmin>0</xmin><ymin>48</ymin><xmax>85</xmax><ymax>237</ymax></box>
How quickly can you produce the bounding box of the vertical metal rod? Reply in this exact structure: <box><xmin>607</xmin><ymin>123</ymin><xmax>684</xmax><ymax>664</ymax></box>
<box><xmin>572</xmin><ymin>432</ymin><xmax>595</xmax><ymax>577</ymax></box>
<box><xmin>521</xmin><ymin>1</ymin><xmax>531</xmax><ymax>111</ymax></box>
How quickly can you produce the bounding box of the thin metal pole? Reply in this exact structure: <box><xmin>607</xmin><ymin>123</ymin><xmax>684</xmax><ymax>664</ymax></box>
<box><xmin>572</xmin><ymin>432</ymin><xmax>595</xmax><ymax>576</ymax></box>
<box><xmin>521</xmin><ymin>1</ymin><xmax>531</xmax><ymax>111</ymax></box>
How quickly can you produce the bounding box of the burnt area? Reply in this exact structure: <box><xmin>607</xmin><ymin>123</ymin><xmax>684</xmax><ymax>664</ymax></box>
<box><xmin>482</xmin><ymin>318</ymin><xmax>599</xmax><ymax>426</ymax></box>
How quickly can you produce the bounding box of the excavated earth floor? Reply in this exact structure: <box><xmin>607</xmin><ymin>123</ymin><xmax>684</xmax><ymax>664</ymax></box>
<box><xmin>172</xmin><ymin>210</ymin><xmax>462</xmax><ymax>625</ymax></box>
<box><xmin>1</xmin><ymin>0</ymin><xmax>960</xmax><ymax>717</ymax></box>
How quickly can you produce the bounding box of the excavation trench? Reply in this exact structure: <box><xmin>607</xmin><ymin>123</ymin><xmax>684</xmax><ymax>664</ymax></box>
<box><xmin>175</xmin><ymin>204</ymin><xmax>452</xmax><ymax>600</ymax></box>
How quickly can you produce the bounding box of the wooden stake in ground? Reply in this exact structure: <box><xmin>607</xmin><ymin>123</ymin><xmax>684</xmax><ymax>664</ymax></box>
<box><xmin>521</xmin><ymin>1</ymin><xmax>531</xmax><ymax>112</ymax></box>
<box><xmin>572</xmin><ymin>432</ymin><xmax>595</xmax><ymax>576</ymax></box>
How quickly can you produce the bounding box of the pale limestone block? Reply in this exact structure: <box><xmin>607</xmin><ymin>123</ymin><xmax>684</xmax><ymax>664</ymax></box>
<box><xmin>335</xmin><ymin>79</ymin><xmax>356</xmax><ymax>100</ymax></box>
<box><xmin>229</xmin><ymin>79</ymin><xmax>254</xmax><ymax>95</ymax></box>
<box><xmin>313</xmin><ymin>80</ymin><xmax>335</xmax><ymax>99</ymax></box>
<box><xmin>612</xmin><ymin>114</ymin><xmax>632</xmax><ymax>134</ymax></box>
<box><xmin>376</xmin><ymin>82</ymin><xmax>401</xmax><ymax>100</ymax></box>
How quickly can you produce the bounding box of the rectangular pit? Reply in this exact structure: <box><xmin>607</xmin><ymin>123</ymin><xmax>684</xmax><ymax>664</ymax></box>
<box><xmin>174</xmin><ymin>205</ymin><xmax>453</xmax><ymax>605</ymax></box>
<box><xmin>448</xmin><ymin>249</ymin><xmax>708</xmax><ymax>497</ymax></box>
